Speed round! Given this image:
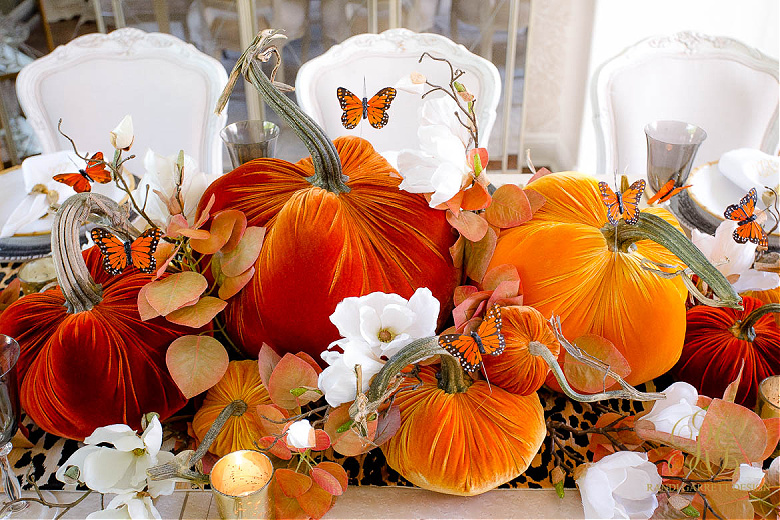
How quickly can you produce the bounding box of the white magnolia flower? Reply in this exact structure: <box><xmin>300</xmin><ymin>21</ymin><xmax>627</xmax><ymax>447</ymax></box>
<box><xmin>286</xmin><ymin>420</ymin><xmax>315</xmax><ymax>449</ymax></box>
<box><xmin>733</xmin><ymin>463</ymin><xmax>765</xmax><ymax>491</ymax></box>
<box><xmin>110</xmin><ymin>115</ymin><xmax>135</xmax><ymax>151</ymax></box>
<box><xmin>397</xmin><ymin>96</ymin><xmax>473</xmax><ymax>208</ymax></box>
<box><xmin>132</xmin><ymin>149</ymin><xmax>219</xmax><ymax>228</ymax></box>
<box><xmin>55</xmin><ymin>416</ymin><xmax>175</xmax><ymax>495</ymax></box>
<box><xmin>692</xmin><ymin>220</ymin><xmax>779</xmax><ymax>293</ymax></box>
<box><xmin>576</xmin><ymin>451</ymin><xmax>662</xmax><ymax>520</ymax></box>
<box><xmin>86</xmin><ymin>492</ymin><xmax>161</xmax><ymax>520</ymax></box>
<box><xmin>642</xmin><ymin>382</ymin><xmax>707</xmax><ymax>440</ymax></box>
<box><xmin>318</xmin><ymin>288</ymin><xmax>440</xmax><ymax>407</ymax></box>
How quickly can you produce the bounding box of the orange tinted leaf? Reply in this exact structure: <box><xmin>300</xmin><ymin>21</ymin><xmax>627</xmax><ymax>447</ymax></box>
<box><xmin>256</xmin><ymin>404</ymin><xmax>288</xmax><ymax>437</ymax></box>
<box><xmin>481</xmin><ymin>264</ymin><xmax>520</xmax><ymax>292</ymax></box>
<box><xmin>258</xmin><ymin>343</ymin><xmax>281</xmax><ymax>390</ymax></box>
<box><xmin>219</xmin><ymin>226</ymin><xmax>265</xmax><ymax>277</ymax></box>
<box><xmin>697</xmin><ymin>398</ymin><xmax>769</xmax><ymax>467</ymax></box>
<box><xmin>294</xmin><ymin>352</ymin><xmax>323</xmax><ymax>375</ymax></box>
<box><xmin>193</xmin><ymin>194</ymin><xmax>215</xmax><ymax>230</ymax></box>
<box><xmin>166</xmin><ymin>335</ymin><xmax>228</xmax><ymax>398</ymax></box>
<box><xmin>310</xmin><ymin>467</ymin><xmax>343</xmax><ymax>496</ymax></box>
<box><xmin>145</xmin><ymin>271</ymin><xmax>208</xmax><ymax>315</ymax></box>
<box><xmin>137</xmin><ymin>283</ymin><xmax>160</xmax><ymax>321</ymax></box>
<box><xmin>373</xmin><ymin>404</ymin><xmax>401</xmax><ymax>446</ymax></box>
<box><xmin>258</xmin><ymin>436</ymin><xmax>292</xmax><ymax>460</ymax></box>
<box><xmin>453</xmin><ymin>285</ymin><xmax>478</xmax><ymax>307</ymax></box>
<box><xmin>324</xmin><ymin>403</ymin><xmax>377</xmax><ymax>456</ymax></box>
<box><xmin>564</xmin><ymin>334</ymin><xmax>631</xmax><ymax>393</ymax></box>
<box><xmin>485</xmin><ymin>184</ymin><xmax>533</xmax><ymax>228</ymax></box>
<box><xmin>275</xmin><ymin>469</ymin><xmax>312</xmax><ymax>498</ymax></box>
<box><xmin>452</xmin><ymin>290</ymin><xmax>491</xmax><ymax>330</ymax></box>
<box><xmin>707</xmin><ymin>483</ymin><xmax>753</xmax><ymax>520</ymax></box>
<box><xmin>268</xmin><ymin>354</ymin><xmax>320</xmax><ymax>409</ymax></box>
<box><xmin>460</xmin><ymin>181</ymin><xmax>492</xmax><ymax>211</ymax></box>
<box><xmin>270</xmin><ymin>480</ymin><xmax>308</xmax><ymax>520</ymax></box>
<box><xmin>314</xmin><ymin>462</ymin><xmax>348</xmax><ymax>494</ymax></box>
<box><xmin>722</xmin><ymin>361</ymin><xmax>744</xmax><ymax>403</ymax></box>
<box><xmin>190</xmin><ymin>210</ymin><xmax>246</xmax><ymax>254</ymax></box>
<box><xmin>165</xmin><ymin>296</ymin><xmax>226</xmax><ymax>328</ymax></box>
<box><xmin>312</xmin><ymin>429</ymin><xmax>331</xmax><ymax>451</ymax></box>
<box><xmin>528</xmin><ymin>167</ymin><xmax>553</xmax><ymax>183</ymax></box>
<box><xmin>297</xmin><ymin>481</ymin><xmax>335</xmax><ymax>519</ymax></box>
<box><xmin>446</xmin><ymin>209</ymin><xmax>488</xmax><ymax>242</ymax></box>
<box><xmin>154</xmin><ymin>243</ymin><xmax>181</xmax><ymax>280</ymax></box>
<box><xmin>218</xmin><ymin>266</ymin><xmax>255</xmax><ymax>300</ymax></box>
<box><xmin>525</xmin><ymin>188</ymin><xmax>546</xmax><ymax>214</ymax></box>
<box><xmin>449</xmin><ymin>235</ymin><xmax>466</xmax><ymax>268</ymax></box>
<box><xmin>762</xmin><ymin>418</ymin><xmax>780</xmax><ymax>460</ymax></box>
<box><xmin>464</xmin><ymin>226</ymin><xmax>498</xmax><ymax>284</ymax></box>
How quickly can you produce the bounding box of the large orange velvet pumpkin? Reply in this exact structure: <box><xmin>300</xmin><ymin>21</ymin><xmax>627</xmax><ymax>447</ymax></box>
<box><xmin>0</xmin><ymin>247</ymin><xmax>189</xmax><ymax>440</ymax></box>
<box><xmin>382</xmin><ymin>365</ymin><xmax>545</xmax><ymax>495</ymax></box>
<box><xmin>488</xmin><ymin>172</ymin><xmax>689</xmax><ymax>387</ymax></box>
<box><xmin>199</xmin><ymin>136</ymin><xmax>458</xmax><ymax>359</ymax></box>
<box><xmin>192</xmin><ymin>360</ymin><xmax>272</xmax><ymax>457</ymax></box>
<box><xmin>673</xmin><ymin>297</ymin><xmax>780</xmax><ymax>408</ymax></box>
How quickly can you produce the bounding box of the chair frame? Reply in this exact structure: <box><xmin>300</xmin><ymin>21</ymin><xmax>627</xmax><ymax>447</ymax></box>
<box><xmin>295</xmin><ymin>27</ymin><xmax>502</xmax><ymax>147</ymax></box>
<box><xmin>592</xmin><ymin>31</ymin><xmax>779</xmax><ymax>174</ymax></box>
<box><xmin>16</xmin><ymin>28</ymin><xmax>228</xmax><ymax>175</ymax></box>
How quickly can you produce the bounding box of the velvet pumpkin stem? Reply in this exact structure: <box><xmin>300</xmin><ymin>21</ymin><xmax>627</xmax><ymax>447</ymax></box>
<box><xmin>216</xmin><ymin>29</ymin><xmax>348</xmax><ymax>194</ymax></box>
<box><xmin>731</xmin><ymin>303</ymin><xmax>780</xmax><ymax>341</ymax></box>
<box><xmin>52</xmin><ymin>193</ymin><xmax>140</xmax><ymax>313</ymax></box>
<box><xmin>602</xmin><ymin>212</ymin><xmax>741</xmax><ymax>309</ymax></box>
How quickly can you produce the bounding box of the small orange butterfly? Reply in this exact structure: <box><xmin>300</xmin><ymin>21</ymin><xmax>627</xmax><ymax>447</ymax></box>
<box><xmin>647</xmin><ymin>178</ymin><xmax>692</xmax><ymax>205</ymax></box>
<box><xmin>91</xmin><ymin>227</ymin><xmax>163</xmax><ymax>275</ymax></box>
<box><xmin>724</xmin><ymin>188</ymin><xmax>768</xmax><ymax>247</ymax></box>
<box><xmin>438</xmin><ymin>304</ymin><xmax>505</xmax><ymax>372</ymax></box>
<box><xmin>598</xmin><ymin>179</ymin><xmax>646</xmax><ymax>225</ymax></box>
<box><xmin>337</xmin><ymin>86</ymin><xmax>396</xmax><ymax>129</ymax></box>
<box><xmin>53</xmin><ymin>152</ymin><xmax>112</xmax><ymax>193</ymax></box>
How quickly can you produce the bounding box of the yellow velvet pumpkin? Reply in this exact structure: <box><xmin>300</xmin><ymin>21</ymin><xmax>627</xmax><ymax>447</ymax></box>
<box><xmin>192</xmin><ymin>360</ymin><xmax>272</xmax><ymax>457</ymax></box>
<box><xmin>382</xmin><ymin>365</ymin><xmax>545</xmax><ymax>496</ymax></box>
<box><xmin>488</xmin><ymin>172</ymin><xmax>689</xmax><ymax>388</ymax></box>
<box><xmin>741</xmin><ymin>286</ymin><xmax>780</xmax><ymax>326</ymax></box>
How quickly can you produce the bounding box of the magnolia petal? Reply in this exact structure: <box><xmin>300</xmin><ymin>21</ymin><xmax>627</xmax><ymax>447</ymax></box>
<box><xmin>110</xmin><ymin>115</ymin><xmax>134</xmax><ymax>151</ymax></box>
<box><xmin>82</xmin><ymin>449</ymin><xmax>136</xmax><ymax>493</ymax></box>
<box><xmin>140</xmin><ymin>416</ymin><xmax>162</xmax><ymax>459</ymax></box>
<box><xmin>84</xmin><ymin>424</ymin><xmax>136</xmax><ymax>446</ymax></box>
<box><xmin>55</xmin><ymin>445</ymin><xmax>101</xmax><ymax>484</ymax></box>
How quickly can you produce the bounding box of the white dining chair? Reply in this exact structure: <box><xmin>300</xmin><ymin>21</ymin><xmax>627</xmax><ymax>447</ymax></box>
<box><xmin>592</xmin><ymin>31</ymin><xmax>779</xmax><ymax>177</ymax></box>
<box><xmin>16</xmin><ymin>28</ymin><xmax>228</xmax><ymax>175</ymax></box>
<box><xmin>295</xmin><ymin>28</ymin><xmax>501</xmax><ymax>156</ymax></box>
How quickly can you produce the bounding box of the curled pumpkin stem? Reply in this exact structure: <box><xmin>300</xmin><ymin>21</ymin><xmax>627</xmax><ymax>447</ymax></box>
<box><xmin>731</xmin><ymin>303</ymin><xmax>780</xmax><ymax>341</ymax></box>
<box><xmin>601</xmin><ymin>213</ymin><xmax>741</xmax><ymax>309</ymax></box>
<box><xmin>529</xmin><ymin>316</ymin><xmax>665</xmax><ymax>403</ymax></box>
<box><xmin>53</xmin><ymin>193</ymin><xmax>140</xmax><ymax>313</ymax></box>
<box><xmin>216</xmin><ymin>29</ymin><xmax>347</xmax><ymax>194</ymax></box>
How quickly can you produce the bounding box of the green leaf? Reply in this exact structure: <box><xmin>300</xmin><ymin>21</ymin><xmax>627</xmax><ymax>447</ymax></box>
<box><xmin>681</xmin><ymin>505</ymin><xmax>700</xmax><ymax>517</ymax></box>
<box><xmin>166</xmin><ymin>335</ymin><xmax>229</xmax><ymax>398</ymax></box>
<box><xmin>554</xmin><ymin>481</ymin><xmax>565</xmax><ymax>499</ymax></box>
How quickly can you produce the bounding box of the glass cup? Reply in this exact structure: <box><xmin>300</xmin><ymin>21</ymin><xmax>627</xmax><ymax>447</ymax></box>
<box><xmin>644</xmin><ymin>120</ymin><xmax>707</xmax><ymax>193</ymax></box>
<box><xmin>209</xmin><ymin>450</ymin><xmax>273</xmax><ymax>519</ymax></box>
<box><xmin>220</xmin><ymin>120</ymin><xmax>280</xmax><ymax>169</ymax></box>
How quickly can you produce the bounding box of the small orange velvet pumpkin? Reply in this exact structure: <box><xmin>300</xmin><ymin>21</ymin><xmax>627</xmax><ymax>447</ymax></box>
<box><xmin>482</xmin><ymin>305</ymin><xmax>560</xmax><ymax>395</ymax></box>
<box><xmin>382</xmin><ymin>365</ymin><xmax>545</xmax><ymax>496</ymax></box>
<box><xmin>488</xmin><ymin>172</ymin><xmax>689</xmax><ymax>388</ymax></box>
<box><xmin>192</xmin><ymin>359</ymin><xmax>272</xmax><ymax>457</ymax></box>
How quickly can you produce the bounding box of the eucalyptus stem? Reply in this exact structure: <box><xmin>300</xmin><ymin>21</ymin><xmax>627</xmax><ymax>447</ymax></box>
<box><xmin>603</xmin><ymin>212</ymin><xmax>741</xmax><ymax>309</ymax></box>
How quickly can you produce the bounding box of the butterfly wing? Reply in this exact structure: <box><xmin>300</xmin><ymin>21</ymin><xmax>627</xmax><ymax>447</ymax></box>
<box><xmin>84</xmin><ymin>152</ymin><xmax>112</xmax><ymax>184</ymax></box>
<box><xmin>647</xmin><ymin>179</ymin><xmax>675</xmax><ymax>205</ymax></box>
<box><xmin>439</xmin><ymin>334</ymin><xmax>482</xmax><ymax>372</ymax></box>
<box><xmin>658</xmin><ymin>184</ymin><xmax>692</xmax><ymax>203</ymax></box>
<box><xmin>366</xmin><ymin>87</ymin><xmax>396</xmax><ymax>129</ymax></box>
<box><xmin>724</xmin><ymin>188</ymin><xmax>757</xmax><ymax>222</ymax></box>
<box><xmin>90</xmin><ymin>228</ymin><xmax>129</xmax><ymax>275</ymax></box>
<box><xmin>129</xmin><ymin>228</ymin><xmax>163</xmax><ymax>273</ymax></box>
<box><xmin>53</xmin><ymin>173</ymin><xmax>91</xmax><ymax>193</ymax></box>
<box><xmin>476</xmin><ymin>304</ymin><xmax>505</xmax><ymax>356</ymax></box>
<box><xmin>598</xmin><ymin>182</ymin><xmax>621</xmax><ymax>225</ymax></box>
<box><xmin>336</xmin><ymin>87</ymin><xmax>364</xmax><ymax>129</ymax></box>
<box><xmin>620</xmin><ymin>179</ymin><xmax>646</xmax><ymax>225</ymax></box>
<box><xmin>734</xmin><ymin>220</ymin><xmax>768</xmax><ymax>247</ymax></box>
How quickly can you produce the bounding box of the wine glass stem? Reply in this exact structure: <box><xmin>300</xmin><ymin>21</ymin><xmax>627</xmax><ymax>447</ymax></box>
<box><xmin>0</xmin><ymin>443</ymin><xmax>24</xmax><ymax>513</ymax></box>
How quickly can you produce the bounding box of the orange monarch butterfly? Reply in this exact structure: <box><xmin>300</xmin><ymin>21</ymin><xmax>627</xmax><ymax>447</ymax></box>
<box><xmin>336</xmin><ymin>86</ymin><xmax>396</xmax><ymax>129</ymax></box>
<box><xmin>53</xmin><ymin>152</ymin><xmax>112</xmax><ymax>193</ymax></box>
<box><xmin>438</xmin><ymin>304</ymin><xmax>505</xmax><ymax>372</ymax></box>
<box><xmin>724</xmin><ymin>188</ymin><xmax>768</xmax><ymax>247</ymax></box>
<box><xmin>647</xmin><ymin>178</ymin><xmax>692</xmax><ymax>205</ymax></box>
<box><xmin>598</xmin><ymin>179</ymin><xmax>646</xmax><ymax>225</ymax></box>
<box><xmin>90</xmin><ymin>227</ymin><xmax>163</xmax><ymax>275</ymax></box>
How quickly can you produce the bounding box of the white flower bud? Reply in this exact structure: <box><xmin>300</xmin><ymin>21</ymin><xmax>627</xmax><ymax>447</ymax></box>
<box><xmin>110</xmin><ymin>115</ymin><xmax>134</xmax><ymax>151</ymax></box>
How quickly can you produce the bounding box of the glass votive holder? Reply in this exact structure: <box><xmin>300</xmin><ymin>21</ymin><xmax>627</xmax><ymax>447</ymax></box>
<box><xmin>17</xmin><ymin>256</ymin><xmax>57</xmax><ymax>295</ymax></box>
<box><xmin>644</xmin><ymin>120</ymin><xmax>707</xmax><ymax>193</ymax></box>
<box><xmin>210</xmin><ymin>449</ymin><xmax>273</xmax><ymax>519</ymax></box>
<box><xmin>220</xmin><ymin>120</ymin><xmax>280</xmax><ymax>169</ymax></box>
<box><xmin>756</xmin><ymin>375</ymin><xmax>780</xmax><ymax>457</ymax></box>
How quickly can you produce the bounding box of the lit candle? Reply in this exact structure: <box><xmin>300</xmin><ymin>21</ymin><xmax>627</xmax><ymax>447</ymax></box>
<box><xmin>210</xmin><ymin>450</ymin><xmax>273</xmax><ymax>519</ymax></box>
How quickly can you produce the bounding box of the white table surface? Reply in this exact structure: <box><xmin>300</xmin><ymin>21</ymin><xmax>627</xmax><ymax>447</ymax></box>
<box><xmin>21</xmin><ymin>488</ymin><xmax>585</xmax><ymax>519</ymax></box>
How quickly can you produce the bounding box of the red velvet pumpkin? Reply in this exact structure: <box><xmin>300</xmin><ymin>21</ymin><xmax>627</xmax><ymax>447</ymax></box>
<box><xmin>673</xmin><ymin>296</ymin><xmax>780</xmax><ymax>408</ymax></box>
<box><xmin>0</xmin><ymin>246</ymin><xmax>191</xmax><ymax>440</ymax></box>
<box><xmin>199</xmin><ymin>136</ymin><xmax>458</xmax><ymax>359</ymax></box>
